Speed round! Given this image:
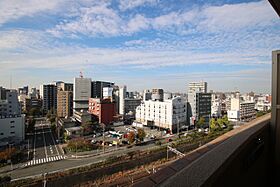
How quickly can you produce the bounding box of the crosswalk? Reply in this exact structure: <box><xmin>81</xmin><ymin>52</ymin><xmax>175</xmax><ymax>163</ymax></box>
<box><xmin>23</xmin><ymin>155</ymin><xmax>67</xmax><ymax>167</ymax></box>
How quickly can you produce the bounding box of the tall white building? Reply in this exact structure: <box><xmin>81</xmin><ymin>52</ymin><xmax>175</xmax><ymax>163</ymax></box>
<box><xmin>211</xmin><ymin>94</ymin><xmax>222</xmax><ymax>117</ymax></box>
<box><xmin>119</xmin><ymin>86</ymin><xmax>127</xmax><ymax>115</ymax></box>
<box><xmin>73</xmin><ymin>77</ymin><xmax>92</xmax><ymax>113</ymax></box>
<box><xmin>135</xmin><ymin>96</ymin><xmax>187</xmax><ymax>132</ymax></box>
<box><xmin>0</xmin><ymin>88</ymin><xmax>25</xmax><ymax>144</ymax></box>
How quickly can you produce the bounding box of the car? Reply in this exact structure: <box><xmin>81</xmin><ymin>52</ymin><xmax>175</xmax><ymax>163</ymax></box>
<box><xmin>91</xmin><ymin>139</ymin><xmax>97</xmax><ymax>144</ymax></box>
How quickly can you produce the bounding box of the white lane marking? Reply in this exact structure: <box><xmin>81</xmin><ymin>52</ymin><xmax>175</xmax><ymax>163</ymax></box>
<box><xmin>49</xmin><ymin>129</ymin><xmax>60</xmax><ymax>156</ymax></box>
<box><xmin>43</xmin><ymin>158</ymin><xmax>46</xmax><ymax>163</ymax></box>
<box><xmin>33</xmin><ymin>128</ymin><xmax>37</xmax><ymax>161</ymax></box>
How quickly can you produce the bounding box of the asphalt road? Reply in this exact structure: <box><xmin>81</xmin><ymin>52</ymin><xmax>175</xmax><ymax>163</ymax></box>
<box><xmin>33</xmin><ymin>125</ymin><xmax>62</xmax><ymax>160</ymax></box>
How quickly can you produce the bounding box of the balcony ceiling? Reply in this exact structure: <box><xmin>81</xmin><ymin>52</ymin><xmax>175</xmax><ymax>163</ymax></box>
<box><xmin>269</xmin><ymin>0</ymin><xmax>280</xmax><ymax>17</ymax></box>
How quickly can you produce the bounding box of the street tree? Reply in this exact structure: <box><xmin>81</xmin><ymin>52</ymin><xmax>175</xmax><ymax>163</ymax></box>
<box><xmin>197</xmin><ymin>117</ymin><xmax>205</xmax><ymax>129</ymax></box>
<box><xmin>127</xmin><ymin>131</ymin><xmax>135</xmax><ymax>144</ymax></box>
<box><xmin>137</xmin><ymin>128</ymin><xmax>146</xmax><ymax>142</ymax></box>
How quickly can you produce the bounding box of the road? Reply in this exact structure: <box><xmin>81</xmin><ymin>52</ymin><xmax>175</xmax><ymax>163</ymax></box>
<box><xmin>0</xmin><ymin>139</ymin><xmax>158</xmax><ymax>180</ymax></box>
<box><xmin>28</xmin><ymin>121</ymin><xmax>64</xmax><ymax>166</ymax></box>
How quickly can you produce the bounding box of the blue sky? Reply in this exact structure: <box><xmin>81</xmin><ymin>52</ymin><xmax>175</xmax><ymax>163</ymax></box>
<box><xmin>0</xmin><ymin>0</ymin><xmax>279</xmax><ymax>93</ymax></box>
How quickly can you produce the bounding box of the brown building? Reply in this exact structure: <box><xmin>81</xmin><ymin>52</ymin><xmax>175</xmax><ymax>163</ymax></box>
<box><xmin>88</xmin><ymin>98</ymin><xmax>115</xmax><ymax>125</ymax></box>
<box><xmin>57</xmin><ymin>90</ymin><xmax>73</xmax><ymax>118</ymax></box>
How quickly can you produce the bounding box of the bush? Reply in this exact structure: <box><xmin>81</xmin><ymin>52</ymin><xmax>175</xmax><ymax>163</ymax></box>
<box><xmin>155</xmin><ymin>141</ymin><xmax>162</xmax><ymax>146</ymax></box>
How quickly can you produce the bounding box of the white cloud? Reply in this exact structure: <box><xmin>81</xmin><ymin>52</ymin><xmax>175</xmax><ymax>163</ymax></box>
<box><xmin>198</xmin><ymin>0</ymin><xmax>278</xmax><ymax>32</ymax></box>
<box><xmin>118</xmin><ymin>0</ymin><xmax>157</xmax><ymax>11</ymax></box>
<box><xmin>0</xmin><ymin>0</ymin><xmax>62</xmax><ymax>26</ymax></box>
<box><xmin>49</xmin><ymin>0</ymin><xmax>278</xmax><ymax>38</ymax></box>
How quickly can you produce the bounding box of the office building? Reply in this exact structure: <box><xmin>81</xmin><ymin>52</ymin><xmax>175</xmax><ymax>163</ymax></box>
<box><xmin>91</xmin><ymin>81</ymin><xmax>114</xmax><ymax>99</ymax></box>
<box><xmin>73</xmin><ymin>77</ymin><xmax>91</xmax><ymax>113</ymax></box>
<box><xmin>88</xmin><ymin>98</ymin><xmax>115</xmax><ymax>125</ymax></box>
<box><xmin>136</xmin><ymin>96</ymin><xmax>187</xmax><ymax>132</ymax></box>
<box><xmin>40</xmin><ymin>84</ymin><xmax>57</xmax><ymax>113</ymax></box>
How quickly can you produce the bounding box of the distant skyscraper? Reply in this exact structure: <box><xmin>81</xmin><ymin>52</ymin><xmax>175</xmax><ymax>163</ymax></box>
<box><xmin>119</xmin><ymin>86</ymin><xmax>127</xmax><ymax>115</ymax></box>
<box><xmin>40</xmin><ymin>84</ymin><xmax>57</xmax><ymax>113</ymax></box>
<box><xmin>18</xmin><ymin>86</ymin><xmax>28</xmax><ymax>95</ymax></box>
<box><xmin>187</xmin><ymin>81</ymin><xmax>210</xmax><ymax>124</ymax></box>
<box><xmin>91</xmin><ymin>81</ymin><xmax>114</xmax><ymax>99</ymax></box>
<box><xmin>188</xmin><ymin>82</ymin><xmax>207</xmax><ymax>93</ymax></box>
<box><xmin>151</xmin><ymin>88</ymin><xmax>164</xmax><ymax>101</ymax></box>
<box><xmin>143</xmin><ymin>90</ymin><xmax>152</xmax><ymax>101</ymax></box>
<box><xmin>73</xmin><ymin>77</ymin><xmax>91</xmax><ymax>113</ymax></box>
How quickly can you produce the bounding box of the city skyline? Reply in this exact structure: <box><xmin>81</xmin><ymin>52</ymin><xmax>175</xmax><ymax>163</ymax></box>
<box><xmin>0</xmin><ymin>0</ymin><xmax>279</xmax><ymax>93</ymax></box>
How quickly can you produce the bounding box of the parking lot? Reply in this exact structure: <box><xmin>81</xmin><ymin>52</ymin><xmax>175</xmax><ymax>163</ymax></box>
<box><xmin>88</xmin><ymin>124</ymin><xmax>170</xmax><ymax>147</ymax></box>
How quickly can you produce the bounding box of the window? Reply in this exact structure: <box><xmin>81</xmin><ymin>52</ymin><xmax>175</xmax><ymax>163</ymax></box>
<box><xmin>11</xmin><ymin>126</ymin><xmax>15</xmax><ymax>128</ymax></box>
<box><xmin>10</xmin><ymin>132</ymin><xmax>15</xmax><ymax>134</ymax></box>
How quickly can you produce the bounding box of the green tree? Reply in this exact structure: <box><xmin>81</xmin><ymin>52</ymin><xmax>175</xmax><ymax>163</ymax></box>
<box><xmin>197</xmin><ymin>117</ymin><xmax>205</xmax><ymax>129</ymax></box>
<box><xmin>222</xmin><ymin>115</ymin><xmax>229</xmax><ymax>126</ymax></box>
<box><xmin>82</xmin><ymin>121</ymin><xmax>94</xmax><ymax>135</ymax></box>
<box><xmin>210</xmin><ymin>118</ymin><xmax>217</xmax><ymax>131</ymax></box>
<box><xmin>137</xmin><ymin>128</ymin><xmax>146</xmax><ymax>142</ymax></box>
<box><xmin>127</xmin><ymin>131</ymin><xmax>135</xmax><ymax>144</ymax></box>
<box><xmin>27</xmin><ymin>117</ymin><xmax>35</xmax><ymax>133</ymax></box>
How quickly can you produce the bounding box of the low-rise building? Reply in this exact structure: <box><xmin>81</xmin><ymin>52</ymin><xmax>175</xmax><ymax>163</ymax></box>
<box><xmin>135</xmin><ymin>96</ymin><xmax>187</xmax><ymax>132</ymax></box>
<box><xmin>228</xmin><ymin>97</ymin><xmax>256</xmax><ymax>121</ymax></box>
<box><xmin>0</xmin><ymin>115</ymin><xmax>25</xmax><ymax>144</ymax></box>
<box><xmin>88</xmin><ymin>98</ymin><xmax>115</xmax><ymax>125</ymax></box>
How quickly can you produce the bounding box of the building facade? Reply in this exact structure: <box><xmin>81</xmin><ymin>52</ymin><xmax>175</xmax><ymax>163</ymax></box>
<box><xmin>0</xmin><ymin>87</ymin><xmax>25</xmax><ymax>144</ymax></box>
<box><xmin>228</xmin><ymin>97</ymin><xmax>256</xmax><ymax>121</ymax></box>
<box><xmin>57</xmin><ymin>90</ymin><xmax>73</xmax><ymax>118</ymax></box>
<box><xmin>91</xmin><ymin>81</ymin><xmax>114</xmax><ymax>99</ymax></box>
<box><xmin>88</xmin><ymin>98</ymin><xmax>115</xmax><ymax>125</ymax></box>
<box><xmin>40</xmin><ymin>84</ymin><xmax>57</xmax><ymax>113</ymax></box>
<box><xmin>73</xmin><ymin>77</ymin><xmax>91</xmax><ymax>113</ymax></box>
<box><xmin>135</xmin><ymin>96</ymin><xmax>187</xmax><ymax>132</ymax></box>
<box><xmin>119</xmin><ymin>86</ymin><xmax>127</xmax><ymax>115</ymax></box>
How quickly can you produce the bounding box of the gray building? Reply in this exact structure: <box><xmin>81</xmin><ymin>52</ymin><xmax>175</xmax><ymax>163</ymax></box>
<box><xmin>73</xmin><ymin>77</ymin><xmax>91</xmax><ymax>113</ymax></box>
<box><xmin>196</xmin><ymin>93</ymin><xmax>212</xmax><ymax>122</ymax></box>
<box><xmin>40</xmin><ymin>84</ymin><xmax>57</xmax><ymax>113</ymax></box>
<box><xmin>0</xmin><ymin>89</ymin><xmax>21</xmax><ymax>117</ymax></box>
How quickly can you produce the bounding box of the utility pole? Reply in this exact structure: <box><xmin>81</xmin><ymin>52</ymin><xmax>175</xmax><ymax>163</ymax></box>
<box><xmin>102</xmin><ymin>123</ymin><xmax>105</xmax><ymax>154</ymax></box>
<box><xmin>176</xmin><ymin>116</ymin><xmax>180</xmax><ymax>137</ymax></box>
<box><xmin>75</xmin><ymin>142</ymin><xmax>77</xmax><ymax>159</ymax></box>
<box><xmin>27</xmin><ymin>139</ymin><xmax>30</xmax><ymax>160</ymax></box>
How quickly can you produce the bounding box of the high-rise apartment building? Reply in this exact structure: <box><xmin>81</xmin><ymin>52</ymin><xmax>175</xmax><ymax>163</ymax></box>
<box><xmin>40</xmin><ymin>84</ymin><xmax>57</xmax><ymax>113</ymax></box>
<box><xmin>119</xmin><ymin>86</ymin><xmax>127</xmax><ymax>115</ymax></box>
<box><xmin>57</xmin><ymin>90</ymin><xmax>73</xmax><ymax>118</ymax></box>
<box><xmin>73</xmin><ymin>77</ymin><xmax>91</xmax><ymax>113</ymax></box>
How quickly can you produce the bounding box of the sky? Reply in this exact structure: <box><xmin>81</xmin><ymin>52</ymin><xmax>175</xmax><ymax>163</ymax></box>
<box><xmin>0</xmin><ymin>0</ymin><xmax>279</xmax><ymax>93</ymax></box>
